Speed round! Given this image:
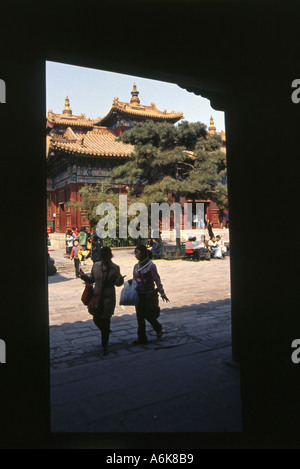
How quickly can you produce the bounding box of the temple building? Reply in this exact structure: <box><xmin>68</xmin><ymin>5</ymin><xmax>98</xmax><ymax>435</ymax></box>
<box><xmin>46</xmin><ymin>85</ymin><xmax>184</xmax><ymax>233</ymax></box>
<box><xmin>46</xmin><ymin>85</ymin><xmax>226</xmax><ymax>234</ymax></box>
<box><xmin>99</xmin><ymin>83</ymin><xmax>184</xmax><ymax>136</ymax></box>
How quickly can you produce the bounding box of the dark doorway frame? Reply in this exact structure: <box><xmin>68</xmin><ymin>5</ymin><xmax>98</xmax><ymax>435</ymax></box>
<box><xmin>1</xmin><ymin>0</ymin><xmax>300</xmax><ymax>449</ymax></box>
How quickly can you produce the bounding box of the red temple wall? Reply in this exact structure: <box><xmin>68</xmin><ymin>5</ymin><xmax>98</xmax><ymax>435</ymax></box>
<box><xmin>47</xmin><ymin>185</ymin><xmax>225</xmax><ymax>234</ymax></box>
<box><xmin>47</xmin><ymin>183</ymin><xmax>91</xmax><ymax>233</ymax></box>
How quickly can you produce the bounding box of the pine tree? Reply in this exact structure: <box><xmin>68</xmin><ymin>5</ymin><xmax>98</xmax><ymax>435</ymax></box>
<box><xmin>112</xmin><ymin>120</ymin><xmax>227</xmax><ymax>249</ymax></box>
<box><xmin>76</xmin><ymin>120</ymin><xmax>227</xmax><ymax>246</ymax></box>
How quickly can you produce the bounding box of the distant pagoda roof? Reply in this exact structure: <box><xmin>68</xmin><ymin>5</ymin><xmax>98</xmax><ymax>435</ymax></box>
<box><xmin>208</xmin><ymin>115</ymin><xmax>216</xmax><ymax>132</ymax></box>
<box><xmin>47</xmin><ymin>96</ymin><xmax>102</xmax><ymax>129</ymax></box>
<box><xmin>208</xmin><ymin>116</ymin><xmax>226</xmax><ymax>143</ymax></box>
<box><xmin>47</xmin><ymin>126</ymin><xmax>134</xmax><ymax>159</ymax></box>
<box><xmin>99</xmin><ymin>83</ymin><xmax>184</xmax><ymax>127</ymax></box>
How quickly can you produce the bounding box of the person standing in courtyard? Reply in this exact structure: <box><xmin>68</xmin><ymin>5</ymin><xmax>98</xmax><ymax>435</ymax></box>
<box><xmin>218</xmin><ymin>209</ymin><xmax>224</xmax><ymax>229</ymax></box>
<box><xmin>78</xmin><ymin>227</ymin><xmax>88</xmax><ymax>264</ymax></box>
<box><xmin>90</xmin><ymin>232</ymin><xmax>102</xmax><ymax>262</ymax></box>
<box><xmin>66</xmin><ymin>229</ymin><xmax>74</xmax><ymax>256</ymax></box>
<box><xmin>80</xmin><ymin>246</ymin><xmax>124</xmax><ymax>356</ymax></box>
<box><xmin>71</xmin><ymin>227</ymin><xmax>78</xmax><ymax>241</ymax></box>
<box><xmin>207</xmin><ymin>219</ymin><xmax>215</xmax><ymax>239</ymax></box>
<box><xmin>130</xmin><ymin>244</ymin><xmax>169</xmax><ymax>345</ymax></box>
<box><xmin>225</xmin><ymin>210</ymin><xmax>229</xmax><ymax>228</ymax></box>
<box><xmin>78</xmin><ymin>227</ymin><xmax>88</xmax><ymax>251</ymax></box>
<box><xmin>70</xmin><ymin>239</ymin><xmax>84</xmax><ymax>278</ymax></box>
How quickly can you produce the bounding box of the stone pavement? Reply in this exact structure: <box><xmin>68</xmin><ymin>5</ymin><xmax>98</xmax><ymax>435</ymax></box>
<box><xmin>48</xmin><ymin>247</ymin><xmax>242</xmax><ymax>433</ymax></box>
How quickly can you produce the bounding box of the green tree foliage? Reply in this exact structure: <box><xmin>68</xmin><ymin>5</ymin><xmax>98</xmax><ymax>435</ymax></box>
<box><xmin>76</xmin><ymin>120</ymin><xmax>228</xmax><ymax>236</ymax></box>
<box><xmin>113</xmin><ymin>120</ymin><xmax>227</xmax><ymax>208</ymax></box>
<box><xmin>75</xmin><ymin>181</ymin><xmax>139</xmax><ymax>236</ymax></box>
<box><xmin>74</xmin><ymin>181</ymin><xmax>118</xmax><ymax>230</ymax></box>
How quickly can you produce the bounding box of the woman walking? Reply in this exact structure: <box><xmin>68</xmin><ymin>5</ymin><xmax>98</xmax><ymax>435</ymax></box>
<box><xmin>131</xmin><ymin>244</ymin><xmax>169</xmax><ymax>345</ymax></box>
<box><xmin>81</xmin><ymin>246</ymin><xmax>124</xmax><ymax>356</ymax></box>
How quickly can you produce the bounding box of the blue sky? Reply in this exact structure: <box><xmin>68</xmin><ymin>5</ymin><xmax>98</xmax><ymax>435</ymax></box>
<box><xmin>46</xmin><ymin>61</ymin><xmax>225</xmax><ymax>132</ymax></box>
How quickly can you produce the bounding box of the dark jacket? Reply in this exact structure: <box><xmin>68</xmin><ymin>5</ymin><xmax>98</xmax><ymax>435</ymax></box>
<box><xmin>88</xmin><ymin>260</ymin><xmax>124</xmax><ymax>319</ymax></box>
<box><xmin>151</xmin><ymin>241</ymin><xmax>160</xmax><ymax>254</ymax></box>
<box><xmin>91</xmin><ymin>238</ymin><xmax>102</xmax><ymax>262</ymax></box>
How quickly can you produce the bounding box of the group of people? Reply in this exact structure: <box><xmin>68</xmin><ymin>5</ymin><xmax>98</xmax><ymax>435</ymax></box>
<box><xmin>79</xmin><ymin>241</ymin><xmax>169</xmax><ymax>357</ymax></box>
<box><xmin>208</xmin><ymin>235</ymin><xmax>227</xmax><ymax>259</ymax></box>
<box><xmin>218</xmin><ymin>210</ymin><xmax>229</xmax><ymax>229</ymax></box>
<box><xmin>66</xmin><ymin>227</ymin><xmax>90</xmax><ymax>255</ymax></box>
<box><xmin>66</xmin><ymin>227</ymin><xmax>101</xmax><ymax>278</ymax></box>
<box><xmin>184</xmin><ymin>233</ymin><xmax>227</xmax><ymax>261</ymax></box>
<box><xmin>65</xmin><ymin>225</ymin><xmax>227</xmax><ymax>356</ymax></box>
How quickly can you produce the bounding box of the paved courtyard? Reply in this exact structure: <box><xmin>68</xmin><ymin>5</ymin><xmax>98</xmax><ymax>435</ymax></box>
<box><xmin>48</xmin><ymin>247</ymin><xmax>242</xmax><ymax>434</ymax></box>
<box><xmin>48</xmin><ymin>248</ymin><xmax>231</xmax><ymax>367</ymax></box>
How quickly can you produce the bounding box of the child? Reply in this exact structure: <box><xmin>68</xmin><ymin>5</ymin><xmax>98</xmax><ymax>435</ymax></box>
<box><xmin>66</xmin><ymin>229</ymin><xmax>74</xmax><ymax>255</ymax></box>
<box><xmin>70</xmin><ymin>240</ymin><xmax>84</xmax><ymax>278</ymax></box>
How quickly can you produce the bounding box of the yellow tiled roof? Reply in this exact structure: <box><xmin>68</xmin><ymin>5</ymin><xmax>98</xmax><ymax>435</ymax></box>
<box><xmin>100</xmin><ymin>97</ymin><xmax>184</xmax><ymax>125</ymax></box>
<box><xmin>48</xmin><ymin>126</ymin><xmax>134</xmax><ymax>158</ymax></box>
<box><xmin>47</xmin><ymin>110</ymin><xmax>102</xmax><ymax>128</ymax></box>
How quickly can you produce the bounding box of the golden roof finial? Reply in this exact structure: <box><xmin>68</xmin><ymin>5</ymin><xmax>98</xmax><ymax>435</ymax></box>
<box><xmin>130</xmin><ymin>83</ymin><xmax>140</xmax><ymax>105</ymax></box>
<box><xmin>209</xmin><ymin>115</ymin><xmax>216</xmax><ymax>132</ymax></box>
<box><xmin>63</xmin><ymin>96</ymin><xmax>72</xmax><ymax>115</ymax></box>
